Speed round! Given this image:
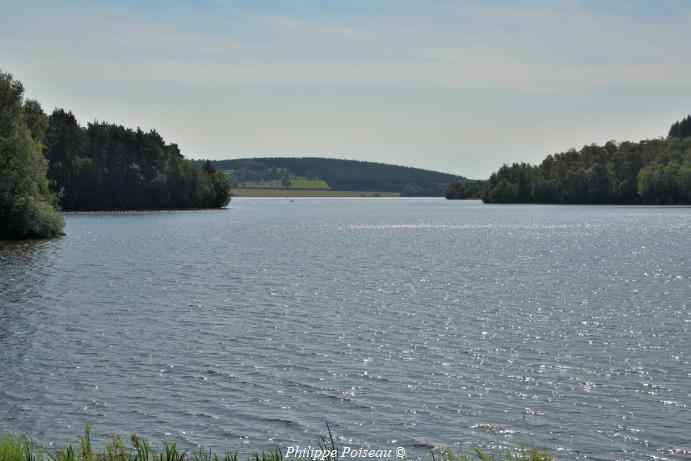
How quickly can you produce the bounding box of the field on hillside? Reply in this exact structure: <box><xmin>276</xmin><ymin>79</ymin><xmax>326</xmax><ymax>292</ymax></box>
<box><xmin>200</xmin><ymin>157</ymin><xmax>470</xmax><ymax>196</ymax></box>
<box><xmin>289</xmin><ymin>179</ymin><xmax>330</xmax><ymax>189</ymax></box>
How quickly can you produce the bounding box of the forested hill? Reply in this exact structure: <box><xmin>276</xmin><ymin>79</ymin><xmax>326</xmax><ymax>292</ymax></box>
<box><xmin>479</xmin><ymin>115</ymin><xmax>691</xmax><ymax>205</ymax></box>
<box><xmin>194</xmin><ymin>157</ymin><xmax>477</xmax><ymax>196</ymax></box>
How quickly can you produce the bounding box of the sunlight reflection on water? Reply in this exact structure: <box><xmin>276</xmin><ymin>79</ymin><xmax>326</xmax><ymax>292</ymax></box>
<box><xmin>1</xmin><ymin>199</ymin><xmax>689</xmax><ymax>460</ymax></box>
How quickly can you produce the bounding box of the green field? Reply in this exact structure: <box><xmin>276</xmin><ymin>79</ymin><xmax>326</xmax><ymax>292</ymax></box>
<box><xmin>220</xmin><ymin>173</ymin><xmax>330</xmax><ymax>190</ymax></box>
<box><xmin>289</xmin><ymin>179</ymin><xmax>330</xmax><ymax>189</ymax></box>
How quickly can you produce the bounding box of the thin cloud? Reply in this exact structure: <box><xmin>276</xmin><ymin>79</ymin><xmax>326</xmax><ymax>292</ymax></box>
<box><xmin>256</xmin><ymin>15</ymin><xmax>379</xmax><ymax>40</ymax></box>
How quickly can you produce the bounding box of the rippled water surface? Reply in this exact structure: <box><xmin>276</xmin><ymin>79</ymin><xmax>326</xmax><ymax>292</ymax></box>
<box><xmin>1</xmin><ymin>199</ymin><xmax>690</xmax><ymax>460</ymax></box>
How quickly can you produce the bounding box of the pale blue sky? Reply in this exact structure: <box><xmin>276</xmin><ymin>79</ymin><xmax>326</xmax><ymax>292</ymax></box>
<box><xmin>2</xmin><ymin>0</ymin><xmax>691</xmax><ymax>178</ymax></box>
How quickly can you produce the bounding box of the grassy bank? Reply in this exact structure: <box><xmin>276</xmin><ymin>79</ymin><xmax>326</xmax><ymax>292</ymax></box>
<box><xmin>0</xmin><ymin>426</ymin><xmax>552</xmax><ymax>461</ymax></box>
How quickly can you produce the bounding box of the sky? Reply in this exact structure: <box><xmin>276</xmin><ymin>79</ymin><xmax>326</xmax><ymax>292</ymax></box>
<box><xmin>2</xmin><ymin>0</ymin><xmax>691</xmax><ymax>179</ymax></box>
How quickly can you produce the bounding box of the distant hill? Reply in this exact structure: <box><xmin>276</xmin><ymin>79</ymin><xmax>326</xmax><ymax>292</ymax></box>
<box><xmin>192</xmin><ymin>157</ymin><xmax>478</xmax><ymax>196</ymax></box>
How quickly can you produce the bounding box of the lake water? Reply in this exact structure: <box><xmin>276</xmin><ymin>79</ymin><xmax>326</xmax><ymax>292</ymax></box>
<box><xmin>1</xmin><ymin>198</ymin><xmax>690</xmax><ymax>460</ymax></box>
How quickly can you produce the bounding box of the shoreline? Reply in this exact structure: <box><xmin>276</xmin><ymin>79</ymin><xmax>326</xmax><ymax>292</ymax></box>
<box><xmin>230</xmin><ymin>188</ymin><xmax>400</xmax><ymax>197</ymax></box>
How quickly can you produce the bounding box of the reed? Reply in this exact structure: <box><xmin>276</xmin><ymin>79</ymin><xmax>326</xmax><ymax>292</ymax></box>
<box><xmin>0</xmin><ymin>426</ymin><xmax>552</xmax><ymax>461</ymax></box>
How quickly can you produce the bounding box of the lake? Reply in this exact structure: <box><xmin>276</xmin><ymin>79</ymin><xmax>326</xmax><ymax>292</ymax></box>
<box><xmin>1</xmin><ymin>198</ymin><xmax>689</xmax><ymax>460</ymax></box>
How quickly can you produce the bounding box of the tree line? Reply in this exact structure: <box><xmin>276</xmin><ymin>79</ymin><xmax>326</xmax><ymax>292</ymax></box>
<box><xmin>1</xmin><ymin>70</ymin><xmax>231</xmax><ymax>240</ymax></box>
<box><xmin>471</xmin><ymin>116</ymin><xmax>691</xmax><ymax>204</ymax></box>
<box><xmin>45</xmin><ymin>110</ymin><xmax>230</xmax><ymax>210</ymax></box>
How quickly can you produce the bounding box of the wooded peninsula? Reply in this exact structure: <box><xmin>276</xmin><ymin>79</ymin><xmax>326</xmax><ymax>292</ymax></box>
<box><xmin>1</xmin><ymin>70</ymin><xmax>230</xmax><ymax>240</ymax></box>
<box><xmin>448</xmin><ymin>117</ymin><xmax>691</xmax><ymax>204</ymax></box>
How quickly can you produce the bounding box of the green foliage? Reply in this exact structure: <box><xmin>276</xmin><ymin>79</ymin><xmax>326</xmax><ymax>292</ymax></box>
<box><xmin>0</xmin><ymin>435</ymin><xmax>26</xmax><ymax>461</ymax></box>
<box><xmin>22</xmin><ymin>100</ymin><xmax>49</xmax><ymax>143</ymax></box>
<box><xmin>248</xmin><ymin>450</ymin><xmax>282</xmax><ymax>461</ymax></box>
<box><xmin>197</xmin><ymin>157</ymin><xmax>467</xmax><ymax>196</ymax></box>
<box><xmin>78</xmin><ymin>424</ymin><xmax>94</xmax><ymax>461</ymax></box>
<box><xmin>444</xmin><ymin>180</ymin><xmax>485</xmax><ymax>199</ymax></box>
<box><xmin>158</xmin><ymin>443</ymin><xmax>185</xmax><ymax>461</ymax></box>
<box><xmin>482</xmin><ymin>136</ymin><xmax>691</xmax><ymax>204</ymax></box>
<box><xmin>431</xmin><ymin>444</ymin><xmax>551</xmax><ymax>461</ymax></box>
<box><xmin>0</xmin><ymin>429</ymin><xmax>262</xmax><ymax>461</ymax></box>
<box><xmin>43</xmin><ymin>113</ymin><xmax>230</xmax><ymax>210</ymax></box>
<box><xmin>0</xmin><ymin>70</ymin><xmax>64</xmax><ymax>240</ymax></box>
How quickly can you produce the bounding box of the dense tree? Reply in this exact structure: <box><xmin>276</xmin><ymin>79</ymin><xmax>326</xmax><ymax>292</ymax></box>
<box><xmin>0</xmin><ymin>71</ymin><xmax>63</xmax><ymax>240</ymax></box>
<box><xmin>478</xmin><ymin>116</ymin><xmax>691</xmax><ymax>204</ymax></box>
<box><xmin>2</xmin><ymin>70</ymin><xmax>229</xmax><ymax>214</ymax></box>
<box><xmin>444</xmin><ymin>180</ymin><xmax>486</xmax><ymax>199</ymax></box>
<box><xmin>44</xmin><ymin>109</ymin><xmax>85</xmax><ymax>207</ymax></box>
<box><xmin>480</xmin><ymin>132</ymin><xmax>691</xmax><ymax>205</ymax></box>
<box><xmin>44</xmin><ymin>114</ymin><xmax>230</xmax><ymax>210</ymax></box>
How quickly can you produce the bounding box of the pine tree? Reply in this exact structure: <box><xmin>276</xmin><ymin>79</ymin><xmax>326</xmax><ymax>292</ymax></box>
<box><xmin>669</xmin><ymin>115</ymin><xmax>691</xmax><ymax>138</ymax></box>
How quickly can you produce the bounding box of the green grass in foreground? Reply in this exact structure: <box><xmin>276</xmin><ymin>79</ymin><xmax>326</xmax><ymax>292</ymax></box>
<box><xmin>289</xmin><ymin>180</ymin><xmax>330</xmax><ymax>189</ymax></box>
<box><xmin>0</xmin><ymin>425</ymin><xmax>552</xmax><ymax>461</ymax></box>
